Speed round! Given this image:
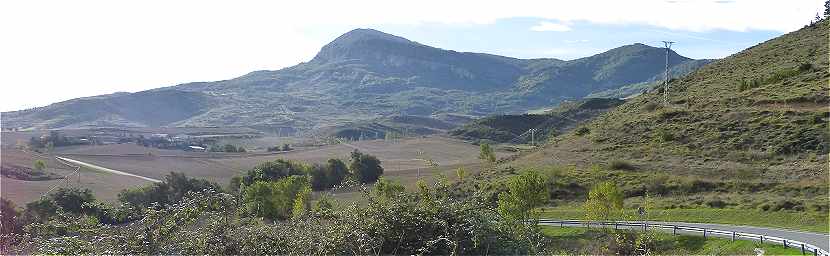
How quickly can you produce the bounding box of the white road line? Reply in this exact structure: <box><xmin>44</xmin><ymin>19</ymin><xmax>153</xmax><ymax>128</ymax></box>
<box><xmin>56</xmin><ymin>156</ymin><xmax>161</xmax><ymax>183</ymax></box>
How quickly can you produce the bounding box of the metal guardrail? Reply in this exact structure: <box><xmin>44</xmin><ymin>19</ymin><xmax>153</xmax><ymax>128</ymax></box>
<box><xmin>539</xmin><ymin>219</ymin><xmax>829</xmax><ymax>256</ymax></box>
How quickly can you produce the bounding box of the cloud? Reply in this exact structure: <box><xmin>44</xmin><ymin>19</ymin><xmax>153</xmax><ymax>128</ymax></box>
<box><xmin>530</xmin><ymin>21</ymin><xmax>572</xmax><ymax>32</ymax></box>
<box><xmin>563</xmin><ymin>39</ymin><xmax>590</xmax><ymax>44</ymax></box>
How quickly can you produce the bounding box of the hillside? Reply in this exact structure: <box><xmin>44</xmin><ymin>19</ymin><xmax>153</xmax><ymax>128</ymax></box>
<box><xmin>515</xmin><ymin>20</ymin><xmax>829</xmax><ymax>179</ymax></box>
<box><xmin>2</xmin><ymin>29</ymin><xmax>709</xmax><ymax>131</ymax></box>
<box><xmin>450</xmin><ymin>98</ymin><xmax>624</xmax><ymax>144</ymax></box>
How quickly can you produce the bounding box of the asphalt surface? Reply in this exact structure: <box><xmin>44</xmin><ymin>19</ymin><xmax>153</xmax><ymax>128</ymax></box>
<box><xmin>540</xmin><ymin>219</ymin><xmax>829</xmax><ymax>252</ymax></box>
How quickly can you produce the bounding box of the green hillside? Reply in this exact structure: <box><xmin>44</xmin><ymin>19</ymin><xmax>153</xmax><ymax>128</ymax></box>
<box><xmin>450</xmin><ymin>98</ymin><xmax>624</xmax><ymax>144</ymax></box>
<box><xmin>487</xmin><ymin>20</ymin><xmax>830</xmax><ymax>219</ymax></box>
<box><xmin>520</xmin><ymin>19</ymin><xmax>828</xmax><ymax>172</ymax></box>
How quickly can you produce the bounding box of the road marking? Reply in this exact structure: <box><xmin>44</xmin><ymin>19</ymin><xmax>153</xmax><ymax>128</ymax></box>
<box><xmin>56</xmin><ymin>156</ymin><xmax>161</xmax><ymax>183</ymax></box>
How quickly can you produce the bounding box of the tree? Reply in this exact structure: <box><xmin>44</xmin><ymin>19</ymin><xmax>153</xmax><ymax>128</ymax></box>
<box><xmin>478</xmin><ymin>143</ymin><xmax>496</xmax><ymax>165</ymax></box>
<box><xmin>349</xmin><ymin>150</ymin><xmax>383</xmax><ymax>183</ymax></box>
<box><xmin>33</xmin><ymin>159</ymin><xmax>47</xmax><ymax>173</ymax></box>
<box><xmin>584</xmin><ymin>181</ymin><xmax>624</xmax><ymax>223</ymax></box>
<box><xmin>308</xmin><ymin>164</ymin><xmax>330</xmax><ymax>191</ymax></box>
<box><xmin>238</xmin><ymin>159</ymin><xmax>308</xmax><ymax>187</ymax></box>
<box><xmin>242</xmin><ymin>176</ymin><xmax>311</xmax><ymax>220</ymax></box>
<box><xmin>291</xmin><ymin>186</ymin><xmax>312</xmax><ymax>219</ymax></box>
<box><xmin>497</xmin><ymin>171</ymin><xmax>549</xmax><ymax>221</ymax></box>
<box><xmin>282</xmin><ymin>144</ymin><xmax>291</xmax><ymax>151</ymax></box>
<box><xmin>325</xmin><ymin>158</ymin><xmax>348</xmax><ymax>187</ymax></box>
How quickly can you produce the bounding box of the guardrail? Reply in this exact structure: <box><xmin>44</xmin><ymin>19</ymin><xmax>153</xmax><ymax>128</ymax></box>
<box><xmin>538</xmin><ymin>219</ymin><xmax>829</xmax><ymax>256</ymax></box>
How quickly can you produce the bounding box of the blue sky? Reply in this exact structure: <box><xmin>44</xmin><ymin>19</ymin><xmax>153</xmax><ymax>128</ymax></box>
<box><xmin>0</xmin><ymin>0</ymin><xmax>824</xmax><ymax>111</ymax></box>
<box><xmin>335</xmin><ymin>18</ymin><xmax>783</xmax><ymax>60</ymax></box>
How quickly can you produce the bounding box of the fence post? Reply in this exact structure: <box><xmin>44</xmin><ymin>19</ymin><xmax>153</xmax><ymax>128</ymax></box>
<box><xmin>673</xmin><ymin>226</ymin><xmax>677</xmax><ymax>235</ymax></box>
<box><xmin>813</xmin><ymin>248</ymin><xmax>817</xmax><ymax>256</ymax></box>
<box><xmin>614</xmin><ymin>222</ymin><xmax>618</xmax><ymax>230</ymax></box>
<box><xmin>560</xmin><ymin>221</ymin><xmax>564</xmax><ymax>228</ymax></box>
<box><xmin>731</xmin><ymin>232</ymin><xmax>736</xmax><ymax>242</ymax></box>
<box><xmin>760</xmin><ymin>236</ymin><xmax>764</xmax><ymax>244</ymax></box>
<box><xmin>703</xmin><ymin>229</ymin><xmax>707</xmax><ymax>238</ymax></box>
<box><xmin>801</xmin><ymin>244</ymin><xmax>805</xmax><ymax>255</ymax></box>
<box><xmin>784</xmin><ymin>240</ymin><xmax>788</xmax><ymax>248</ymax></box>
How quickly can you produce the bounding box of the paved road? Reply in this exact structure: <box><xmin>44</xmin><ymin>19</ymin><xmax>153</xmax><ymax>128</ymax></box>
<box><xmin>540</xmin><ymin>219</ymin><xmax>829</xmax><ymax>251</ymax></box>
<box><xmin>56</xmin><ymin>156</ymin><xmax>162</xmax><ymax>183</ymax></box>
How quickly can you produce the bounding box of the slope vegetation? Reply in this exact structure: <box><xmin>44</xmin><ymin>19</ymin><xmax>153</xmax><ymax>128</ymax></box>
<box><xmin>516</xmin><ymin>20</ymin><xmax>829</xmax><ymax>179</ymax></box>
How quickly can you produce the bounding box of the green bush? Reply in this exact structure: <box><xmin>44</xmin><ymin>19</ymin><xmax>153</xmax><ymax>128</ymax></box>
<box><xmin>575</xmin><ymin>127</ymin><xmax>590</xmax><ymax>136</ymax></box>
<box><xmin>242</xmin><ymin>176</ymin><xmax>311</xmax><ymax>220</ymax></box>
<box><xmin>654</xmin><ymin>129</ymin><xmax>675</xmax><ymax>142</ymax></box>
<box><xmin>118</xmin><ymin>172</ymin><xmax>220</xmax><ymax>207</ymax></box>
<box><xmin>608</xmin><ymin>160</ymin><xmax>636</xmax><ymax>171</ymax></box>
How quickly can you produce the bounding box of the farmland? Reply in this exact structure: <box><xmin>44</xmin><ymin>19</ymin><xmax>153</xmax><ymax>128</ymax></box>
<box><xmin>1</xmin><ymin>130</ymin><xmax>507</xmax><ymax>205</ymax></box>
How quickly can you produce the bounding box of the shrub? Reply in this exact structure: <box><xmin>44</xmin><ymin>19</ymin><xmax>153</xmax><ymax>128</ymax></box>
<box><xmin>575</xmin><ymin>127</ymin><xmax>590</xmax><ymax>136</ymax></box>
<box><xmin>642</xmin><ymin>102</ymin><xmax>659</xmax><ymax>112</ymax></box>
<box><xmin>242</xmin><ymin>176</ymin><xmax>311</xmax><ymax>220</ymax></box>
<box><xmin>654</xmin><ymin>129</ymin><xmax>675</xmax><ymax>142</ymax></box>
<box><xmin>705</xmin><ymin>198</ymin><xmax>727</xmax><ymax>208</ymax></box>
<box><xmin>118</xmin><ymin>172</ymin><xmax>220</xmax><ymax>207</ymax></box>
<box><xmin>33</xmin><ymin>160</ymin><xmax>47</xmax><ymax>173</ymax></box>
<box><xmin>51</xmin><ymin>187</ymin><xmax>96</xmax><ymax>214</ymax></box>
<box><xmin>1</xmin><ymin>198</ymin><xmax>22</xmax><ymax>235</ymax></box>
<box><xmin>608</xmin><ymin>160</ymin><xmax>636</xmax><ymax>171</ymax></box>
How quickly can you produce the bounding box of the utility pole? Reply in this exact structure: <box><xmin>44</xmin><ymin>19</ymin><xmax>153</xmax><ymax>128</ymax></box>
<box><xmin>529</xmin><ymin>128</ymin><xmax>538</xmax><ymax>146</ymax></box>
<box><xmin>662</xmin><ymin>41</ymin><xmax>675</xmax><ymax>105</ymax></box>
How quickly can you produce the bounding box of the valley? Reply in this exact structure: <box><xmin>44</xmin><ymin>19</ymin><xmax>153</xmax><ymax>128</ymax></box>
<box><xmin>0</xmin><ymin>5</ymin><xmax>828</xmax><ymax>254</ymax></box>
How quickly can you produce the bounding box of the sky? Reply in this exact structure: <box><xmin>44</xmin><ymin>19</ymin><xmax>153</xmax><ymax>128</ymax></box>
<box><xmin>0</xmin><ymin>0</ymin><xmax>825</xmax><ymax>112</ymax></box>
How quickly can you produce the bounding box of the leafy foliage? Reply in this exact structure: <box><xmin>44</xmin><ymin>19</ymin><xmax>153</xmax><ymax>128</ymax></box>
<box><xmin>349</xmin><ymin>150</ymin><xmax>384</xmax><ymax>183</ymax></box>
<box><xmin>118</xmin><ymin>172</ymin><xmax>221</xmax><ymax>208</ymax></box>
<box><xmin>478</xmin><ymin>143</ymin><xmax>496</xmax><ymax>164</ymax></box>
<box><xmin>585</xmin><ymin>182</ymin><xmax>624</xmax><ymax>222</ymax></box>
<box><xmin>9</xmin><ymin>180</ymin><xmax>548</xmax><ymax>255</ymax></box>
<box><xmin>497</xmin><ymin>171</ymin><xmax>550</xmax><ymax>221</ymax></box>
<box><xmin>242</xmin><ymin>176</ymin><xmax>311</xmax><ymax>220</ymax></box>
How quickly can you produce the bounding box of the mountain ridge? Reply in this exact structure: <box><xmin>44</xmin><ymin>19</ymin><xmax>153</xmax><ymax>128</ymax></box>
<box><xmin>2</xmin><ymin>29</ymin><xmax>711</xmax><ymax>130</ymax></box>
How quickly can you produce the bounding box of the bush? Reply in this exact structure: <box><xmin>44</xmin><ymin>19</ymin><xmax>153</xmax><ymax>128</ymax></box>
<box><xmin>1</xmin><ymin>198</ymin><xmax>22</xmax><ymax>235</ymax></box>
<box><xmin>33</xmin><ymin>160</ymin><xmax>47</xmax><ymax>173</ymax></box>
<box><xmin>242</xmin><ymin>176</ymin><xmax>311</xmax><ymax>220</ymax></box>
<box><xmin>642</xmin><ymin>102</ymin><xmax>659</xmax><ymax>112</ymax></box>
<box><xmin>654</xmin><ymin>129</ymin><xmax>675</xmax><ymax>142</ymax></box>
<box><xmin>118</xmin><ymin>172</ymin><xmax>220</xmax><ymax>207</ymax></box>
<box><xmin>608</xmin><ymin>160</ymin><xmax>636</xmax><ymax>171</ymax></box>
<box><xmin>51</xmin><ymin>188</ymin><xmax>96</xmax><ymax>214</ymax></box>
<box><xmin>575</xmin><ymin>127</ymin><xmax>590</xmax><ymax>136</ymax></box>
<box><xmin>705</xmin><ymin>198</ymin><xmax>727</xmax><ymax>208</ymax></box>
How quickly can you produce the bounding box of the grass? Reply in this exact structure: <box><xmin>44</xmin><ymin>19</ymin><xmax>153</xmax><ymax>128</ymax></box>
<box><xmin>541</xmin><ymin>226</ymin><xmax>805</xmax><ymax>255</ymax></box>
<box><xmin>540</xmin><ymin>206</ymin><xmax>829</xmax><ymax>234</ymax></box>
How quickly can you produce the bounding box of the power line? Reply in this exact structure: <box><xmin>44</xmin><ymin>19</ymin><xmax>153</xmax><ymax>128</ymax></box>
<box><xmin>662</xmin><ymin>41</ymin><xmax>675</xmax><ymax>105</ymax></box>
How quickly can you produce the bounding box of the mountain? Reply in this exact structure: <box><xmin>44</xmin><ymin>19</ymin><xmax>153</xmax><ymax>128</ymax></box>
<box><xmin>2</xmin><ymin>29</ymin><xmax>710</xmax><ymax>131</ymax></box>
<box><xmin>515</xmin><ymin>20</ymin><xmax>829</xmax><ymax>177</ymax></box>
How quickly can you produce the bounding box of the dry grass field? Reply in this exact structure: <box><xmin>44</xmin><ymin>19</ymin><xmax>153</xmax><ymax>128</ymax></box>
<box><xmin>2</xmin><ymin>135</ymin><xmax>508</xmax><ymax>205</ymax></box>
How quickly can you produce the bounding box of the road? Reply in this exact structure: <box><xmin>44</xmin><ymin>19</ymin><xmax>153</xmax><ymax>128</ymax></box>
<box><xmin>56</xmin><ymin>156</ymin><xmax>162</xmax><ymax>183</ymax></box>
<box><xmin>540</xmin><ymin>219</ymin><xmax>829</xmax><ymax>252</ymax></box>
